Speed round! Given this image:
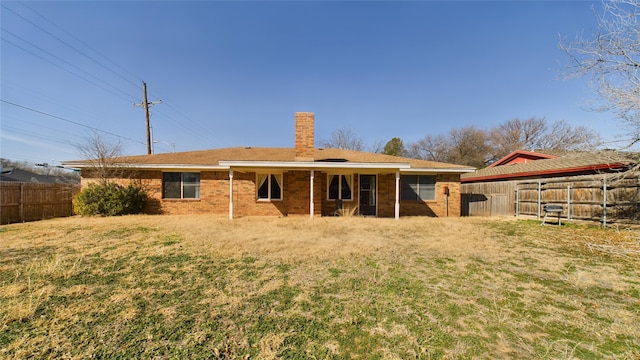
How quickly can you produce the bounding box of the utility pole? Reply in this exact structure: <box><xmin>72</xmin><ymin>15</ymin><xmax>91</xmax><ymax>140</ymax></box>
<box><xmin>133</xmin><ymin>81</ymin><xmax>161</xmax><ymax>154</ymax></box>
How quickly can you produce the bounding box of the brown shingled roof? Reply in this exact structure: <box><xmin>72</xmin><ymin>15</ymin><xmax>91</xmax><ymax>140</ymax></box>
<box><xmin>64</xmin><ymin>147</ymin><xmax>473</xmax><ymax>170</ymax></box>
<box><xmin>315</xmin><ymin>148</ymin><xmax>472</xmax><ymax>169</ymax></box>
<box><xmin>461</xmin><ymin>151</ymin><xmax>633</xmax><ymax>182</ymax></box>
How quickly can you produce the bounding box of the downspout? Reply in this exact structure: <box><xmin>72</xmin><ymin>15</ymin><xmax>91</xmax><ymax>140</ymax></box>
<box><xmin>445</xmin><ymin>186</ymin><xmax>449</xmax><ymax>217</ymax></box>
<box><xmin>395</xmin><ymin>171</ymin><xmax>400</xmax><ymax>220</ymax></box>
<box><xmin>310</xmin><ymin>170</ymin><xmax>315</xmax><ymax>219</ymax></box>
<box><xmin>229</xmin><ymin>169</ymin><xmax>233</xmax><ymax>220</ymax></box>
<box><xmin>446</xmin><ymin>193</ymin><xmax>449</xmax><ymax>217</ymax></box>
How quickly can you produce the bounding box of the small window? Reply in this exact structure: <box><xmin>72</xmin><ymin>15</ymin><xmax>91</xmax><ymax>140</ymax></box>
<box><xmin>257</xmin><ymin>174</ymin><xmax>282</xmax><ymax>200</ymax></box>
<box><xmin>401</xmin><ymin>175</ymin><xmax>435</xmax><ymax>201</ymax></box>
<box><xmin>163</xmin><ymin>172</ymin><xmax>200</xmax><ymax>199</ymax></box>
<box><xmin>328</xmin><ymin>174</ymin><xmax>352</xmax><ymax>200</ymax></box>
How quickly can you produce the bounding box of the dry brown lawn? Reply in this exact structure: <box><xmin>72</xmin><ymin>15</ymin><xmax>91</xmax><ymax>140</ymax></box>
<box><xmin>1</xmin><ymin>215</ymin><xmax>639</xmax><ymax>359</ymax></box>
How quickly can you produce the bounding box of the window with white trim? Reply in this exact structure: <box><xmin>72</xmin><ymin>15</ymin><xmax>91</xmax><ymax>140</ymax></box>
<box><xmin>401</xmin><ymin>175</ymin><xmax>435</xmax><ymax>201</ymax></box>
<box><xmin>163</xmin><ymin>172</ymin><xmax>200</xmax><ymax>199</ymax></box>
<box><xmin>257</xmin><ymin>174</ymin><xmax>282</xmax><ymax>200</ymax></box>
<box><xmin>327</xmin><ymin>174</ymin><xmax>352</xmax><ymax>200</ymax></box>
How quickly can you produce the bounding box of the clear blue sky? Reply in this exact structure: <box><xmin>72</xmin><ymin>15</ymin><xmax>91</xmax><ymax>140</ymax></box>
<box><xmin>1</xmin><ymin>0</ymin><xmax>619</xmax><ymax>166</ymax></box>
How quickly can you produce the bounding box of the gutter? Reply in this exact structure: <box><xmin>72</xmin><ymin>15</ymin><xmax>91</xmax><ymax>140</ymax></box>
<box><xmin>61</xmin><ymin>163</ymin><xmax>229</xmax><ymax>171</ymax></box>
<box><xmin>62</xmin><ymin>160</ymin><xmax>475</xmax><ymax>174</ymax></box>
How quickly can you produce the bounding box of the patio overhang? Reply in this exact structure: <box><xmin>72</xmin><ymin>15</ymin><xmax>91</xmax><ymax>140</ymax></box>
<box><xmin>218</xmin><ymin>160</ymin><xmax>411</xmax><ymax>172</ymax></box>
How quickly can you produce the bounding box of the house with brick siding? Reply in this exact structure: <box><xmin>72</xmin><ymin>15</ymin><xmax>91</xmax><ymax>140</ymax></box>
<box><xmin>63</xmin><ymin>112</ymin><xmax>475</xmax><ymax>219</ymax></box>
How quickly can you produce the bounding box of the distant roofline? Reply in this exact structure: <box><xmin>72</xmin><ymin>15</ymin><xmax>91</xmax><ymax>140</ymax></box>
<box><xmin>488</xmin><ymin>149</ymin><xmax>558</xmax><ymax>168</ymax></box>
<box><xmin>461</xmin><ymin>163</ymin><xmax>627</xmax><ymax>183</ymax></box>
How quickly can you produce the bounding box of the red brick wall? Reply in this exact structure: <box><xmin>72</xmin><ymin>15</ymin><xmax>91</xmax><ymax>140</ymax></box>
<box><xmin>231</xmin><ymin>170</ymin><xmax>321</xmax><ymax>217</ymax></box>
<box><xmin>80</xmin><ymin>169</ymin><xmax>461</xmax><ymax>217</ymax></box>
<box><xmin>377</xmin><ymin>173</ymin><xmax>396</xmax><ymax>217</ymax></box>
<box><xmin>320</xmin><ymin>173</ymin><xmax>360</xmax><ymax>216</ymax></box>
<box><xmin>397</xmin><ymin>173</ymin><xmax>461</xmax><ymax>217</ymax></box>
<box><xmin>319</xmin><ymin>173</ymin><xmax>460</xmax><ymax>217</ymax></box>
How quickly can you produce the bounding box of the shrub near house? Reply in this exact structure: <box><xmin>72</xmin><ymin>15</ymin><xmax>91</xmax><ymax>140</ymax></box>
<box><xmin>74</xmin><ymin>182</ymin><xmax>147</xmax><ymax>216</ymax></box>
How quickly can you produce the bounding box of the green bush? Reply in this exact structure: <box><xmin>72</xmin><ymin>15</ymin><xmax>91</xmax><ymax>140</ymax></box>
<box><xmin>74</xmin><ymin>182</ymin><xmax>148</xmax><ymax>216</ymax></box>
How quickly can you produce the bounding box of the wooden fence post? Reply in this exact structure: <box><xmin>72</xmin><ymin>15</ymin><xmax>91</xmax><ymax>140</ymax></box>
<box><xmin>567</xmin><ymin>185</ymin><xmax>571</xmax><ymax>221</ymax></box>
<box><xmin>602</xmin><ymin>177</ymin><xmax>607</xmax><ymax>228</ymax></box>
<box><xmin>19</xmin><ymin>183</ymin><xmax>24</xmax><ymax>223</ymax></box>
<box><xmin>515</xmin><ymin>188</ymin><xmax>519</xmax><ymax>217</ymax></box>
<box><xmin>537</xmin><ymin>180</ymin><xmax>542</xmax><ymax>219</ymax></box>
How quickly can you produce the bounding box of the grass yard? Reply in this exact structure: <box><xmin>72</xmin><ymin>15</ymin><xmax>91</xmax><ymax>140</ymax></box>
<box><xmin>1</xmin><ymin>215</ymin><xmax>639</xmax><ymax>359</ymax></box>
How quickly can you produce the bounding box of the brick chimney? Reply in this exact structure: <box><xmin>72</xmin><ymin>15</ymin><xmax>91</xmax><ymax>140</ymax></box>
<box><xmin>294</xmin><ymin>112</ymin><xmax>314</xmax><ymax>161</ymax></box>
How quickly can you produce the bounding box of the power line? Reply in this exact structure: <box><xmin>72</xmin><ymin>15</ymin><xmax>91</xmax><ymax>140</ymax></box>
<box><xmin>1</xmin><ymin>29</ymin><xmax>138</xmax><ymax>103</ymax></box>
<box><xmin>2</xmin><ymin>112</ymin><xmax>85</xmax><ymax>139</ymax></box>
<box><xmin>0</xmin><ymin>152</ymin><xmax>50</xmax><ymax>164</ymax></box>
<box><xmin>2</xmin><ymin>79</ymin><xmax>129</xmax><ymax>128</ymax></box>
<box><xmin>3</xmin><ymin>2</ymin><xmax>224</xmax><ymax>151</ymax></box>
<box><xmin>1</xmin><ymin>3</ymin><xmax>141</xmax><ymax>90</ymax></box>
<box><xmin>1</xmin><ymin>38</ymin><xmax>138</xmax><ymax>104</ymax></box>
<box><xmin>150</xmin><ymin>100</ymin><xmax>221</xmax><ymax>144</ymax></box>
<box><xmin>1</xmin><ymin>125</ymin><xmax>74</xmax><ymax>146</ymax></box>
<box><xmin>17</xmin><ymin>0</ymin><xmax>144</xmax><ymax>87</ymax></box>
<box><xmin>0</xmin><ymin>99</ymin><xmax>145</xmax><ymax>145</ymax></box>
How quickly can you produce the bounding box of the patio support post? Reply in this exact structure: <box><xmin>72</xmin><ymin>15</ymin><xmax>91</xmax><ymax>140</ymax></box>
<box><xmin>229</xmin><ymin>169</ymin><xmax>234</xmax><ymax>220</ymax></box>
<box><xmin>395</xmin><ymin>171</ymin><xmax>400</xmax><ymax>220</ymax></box>
<box><xmin>310</xmin><ymin>170</ymin><xmax>315</xmax><ymax>219</ymax></box>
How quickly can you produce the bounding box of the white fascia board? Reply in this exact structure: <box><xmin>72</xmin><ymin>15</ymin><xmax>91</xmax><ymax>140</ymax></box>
<box><xmin>219</xmin><ymin>161</ymin><xmax>411</xmax><ymax>170</ymax></box>
<box><xmin>62</xmin><ymin>163</ymin><xmax>228</xmax><ymax>171</ymax></box>
<box><xmin>400</xmin><ymin>167</ymin><xmax>476</xmax><ymax>174</ymax></box>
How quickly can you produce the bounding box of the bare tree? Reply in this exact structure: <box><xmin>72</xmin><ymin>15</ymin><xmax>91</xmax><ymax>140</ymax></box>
<box><xmin>319</xmin><ymin>127</ymin><xmax>364</xmax><ymax>151</ymax></box>
<box><xmin>368</xmin><ymin>139</ymin><xmax>386</xmax><ymax>154</ymax></box>
<box><xmin>407</xmin><ymin>127</ymin><xmax>491</xmax><ymax>167</ymax></box>
<box><xmin>407</xmin><ymin>118</ymin><xmax>599</xmax><ymax>167</ymax></box>
<box><xmin>490</xmin><ymin>117</ymin><xmax>548</xmax><ymax>153</ymax></box>
<box><xmin>538</xmin><ymin>120</ymin><xmax>600</xmax><ymax>150</ymax></box>
<box><xmin>490</xmin><ymin>117</ymin><xmax>600</xmax><ymax>160</ymax></box>
<box><xmin>448</xmin><ymin>126</ymin><xmax>493</xmax><ymax>168</ymax></box>
<box><xmin>407</xmin><ymin>134</ymin><xmax>451</xmax><ymax>162</ymax></box>
<box><xmin>560</xmin><ymin>0</ymin><xmax>640</xmax><ymax>152</ymax></box>
<box><xmin>75</xmin><ymin>133</ymin><xmax>125</xmax><ymax>184</ymax></box>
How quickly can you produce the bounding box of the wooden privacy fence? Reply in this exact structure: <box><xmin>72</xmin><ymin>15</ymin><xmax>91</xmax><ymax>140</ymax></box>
<box><xmin>461</xmin><ymin>181</ymin><xmax>517</xmax><ymax>216</ymax></box>
<box><xmin>0</xmin><ymin>182</ymin><xmax>79</xmax><ymax>225</ymax></box>
<box><xmin>462</xmin><ymin>173</ymin><xmax>640</xmax><ymax>226</ymax></box>
<box><xmin>515</xmin><ymin>176</ymin><xmax>639</xmax><ymax>227</ymax></box>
